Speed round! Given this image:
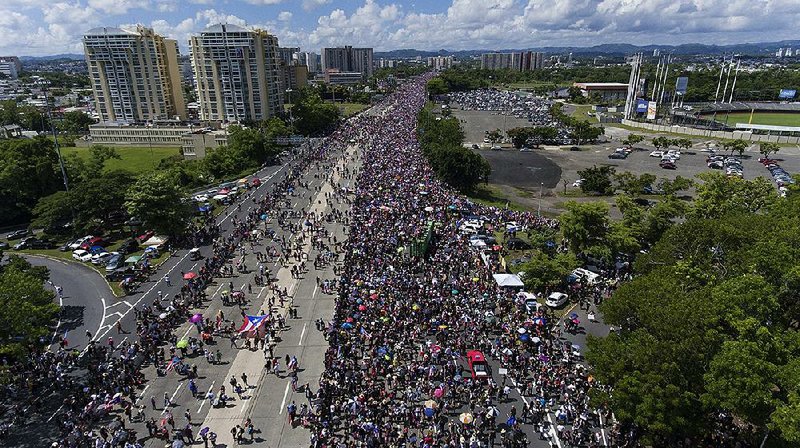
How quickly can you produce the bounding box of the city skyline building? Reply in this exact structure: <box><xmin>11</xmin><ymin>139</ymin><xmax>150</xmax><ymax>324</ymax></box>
<box><xmin>83</xmin><ymin>26</ymin><xmax>186</xmax><ymax>123</ymax></box>
<box><xmin>189</xmin><ymin>24</ymin><xmax>283</xmax><ymax>123</ymax></box>
<box><xmin>322</xmin><ymin>46</ymin><xmax>374</xmax><ymax>79</ymax></box>
<box><xmin>480</xmin><ymin>51</ymin><xmax>544</xmax><ymax>71</ymax></box>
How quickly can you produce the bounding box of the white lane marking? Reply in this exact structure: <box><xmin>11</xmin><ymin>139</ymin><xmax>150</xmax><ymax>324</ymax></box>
<box><xmin>197</xmin><ymin>380</ymin><xmax>215</xmax><ymax>413</ymax></box>
<box><xmin>95</xmin><ymin>297</ymin><xmax>108</xmax><ymax>340</ymax></box>
<box><xmin>298</xmin><ymin>323</ymin><xmax>307</xmax><ymax>346</ymax></box>
<box><xmin>278</xmin><ymin>381</ymin><xmax>291</xmax><ymax>414</ymax></box>
<box><xmin>312</xmin><ymin>284</ymin><xmax>318</xmax><ymax>299</ymax></box>
<box><xmin>161</xmin><ymin>383</ymin><xmax>182</xmax><ymax>415</ymax></box>
<box><xmin>135</xmin><ymin>384</ymin><xmax>150</xmax><ymax>405</ymax></box>
<box><xmin>46</xmin><ymin>404</ymin><xmax>64</xmax><ymax>422</ymax></box>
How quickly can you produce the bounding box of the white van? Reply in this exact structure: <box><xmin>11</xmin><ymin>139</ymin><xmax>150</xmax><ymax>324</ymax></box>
<box><xmin>571</xmin><ymin>268</ymin><xmax>600</xmax><ymax>285</ymax></box>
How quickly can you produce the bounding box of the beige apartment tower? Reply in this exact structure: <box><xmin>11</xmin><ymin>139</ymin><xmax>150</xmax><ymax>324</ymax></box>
<box><xmin>83</xmin><ymin>26</ymin><xmax>186</xmax><ymax>123</ymax></box>
<box><xmin>190</xmin><ymin>24</ymin><xmax>284</xmax><ymax>122</ymax></box>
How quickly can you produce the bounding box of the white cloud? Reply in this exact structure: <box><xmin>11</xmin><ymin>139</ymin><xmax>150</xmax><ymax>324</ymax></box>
<box><xmin>195</xmin><ymin>9</ymin><xmax>248</xmax><ymax>28</ymax></box>
<box><xmin>86</xmin><ymin>0</ymin><xmax>138</xmax><ymax>15</ymax></box>
<box><xmin>278</xmin><ymin>11</ymin><xmax>293</xmax><ymax>21</ymax></box>
<box><xmin>243</xmin><ymin>0</ymin><xmax>284</xmax><ymax>4</ymax></box>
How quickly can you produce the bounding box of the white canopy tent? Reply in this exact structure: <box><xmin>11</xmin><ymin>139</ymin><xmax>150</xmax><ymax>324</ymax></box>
<box><xmin>492</xmin><ymin>273</ymin><xmax>524</xmax><ymax>288</ymax></box>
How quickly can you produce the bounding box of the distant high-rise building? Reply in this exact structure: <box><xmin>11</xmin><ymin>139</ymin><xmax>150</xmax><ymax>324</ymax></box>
<box><xmin>481</xmin><ymin>51</ymin><xmax>543</xmax><ymax>71</ymax></box>
<box><xmin>427</xmin><ymin>56</ymin><xmax>454</xmax><ymax>70</ymax></box>
<box><xmin>83</xmin><ymin>26</ymin><xmax>186</xmax><ymax>123</ymax></box>
<box><xmin>322</xmin><ymin>46</ymin><xmax>374</xmax><ymax>79</ymax></box>
<box><xmin>776</xmin><ymin>48</ymin><xmax>784</xmax><ymax>57</ymax></box>
<box><xmin>297</xmin><ymin>52</ymin><xmax>320</xmax><ymax>73</ymax></box>
<box><xmin>190</xmin><ymin>24</ymin><xmax>283</xmax><ymax>122</ymax></box>
<box><xmin>0</xmin><ymin>56</ymin><xmax>21</xmax><ymax>79</ymax></box>
<box><xmin>278</xmin><ymin>47</ymin><xmax>300</xmax><ymax>66</ymax></box>
<box><xmin>653</xmin><ymin>49</ymin><xmax>661</xmax><ymax>57</ymax></box>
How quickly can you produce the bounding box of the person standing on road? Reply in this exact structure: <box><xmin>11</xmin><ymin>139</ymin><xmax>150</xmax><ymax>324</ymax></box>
<box><xmin>241</xmin><ymin>373</ymin><xmax>249</xmax><ymax>388</ymax></box>
<box><xmin>164</xmin><ymin>274</ymin><xmax>171</xmax><ymax>286</ymax></box>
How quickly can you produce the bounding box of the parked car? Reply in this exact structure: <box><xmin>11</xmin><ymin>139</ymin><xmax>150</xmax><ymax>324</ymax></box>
<box><xmin>608</xmin><ymin>152</ymin><xmax>627</xmax><ymax>159</ymax></box>
<box><xmin>659</xmin><ymin>161</ymin><xmax>676</xmax><ymax>170</ymax></box>
<box><xmin>545</xmin><ymin>292</ymin><xmax>569</xmax><ymax>308</ymax></box>
<box><xmin>136</xmin><ymin>230</ymin><xmax>155</xmax><ymax>244</ymax></box>
<box><xmin>70</xmin><ymin>235</ymin><xmax>94</xmax><ymax>250</ymax></box>
<box><xmin>6</xmin><ymin>229</ymin><xmax>30</xmax><ymax>240</ymax></box>
<box><xmin>105</xmin><ymin>253</ymin><xmax>125</xmax><ymax>271</ymax></box>
<box><xmin>649</xmin><ymin>150</ymin><xmax>664</xmax><ymax>157</ymax></box>
<box><xmin>79</xmin><ymin>237</ymin><xmax>107</xmax><ymax>251</ymax></box>
<box><xmin>118</xmin><ymin>239</ymin><xmax>139</xmax><ymax>255</ymax></box>
<box><xmin>569</xmin><ymin>146</ymin><xmax>581</xmax><ymax>151</ymax></box>
<box><xmin>72</xmin><ymin>249</ymin><xmax>92</xmax><ymax>262</ymax></box>
<box><xmin>14</xmin><ymin>237</ymin><xmax>53</xmax><ymax>250</ymax></box>
<box><xmin>92</xmin><ymin>251</ymin><xmax>118</xmax><ymax>265</ymax></box>
<box><xmin>466</xmin><ymin>350</ymin><xmax>491</xmax><ymax>381</ymax></box>
<box><xmin>0</xmin><ymin>241</ymin><xmax>9</xmax><ymax>250</ymax></box>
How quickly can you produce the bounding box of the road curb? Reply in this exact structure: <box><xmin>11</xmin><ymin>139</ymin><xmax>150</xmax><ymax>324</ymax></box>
<box><xmin>23</xmin><ymin>253</ymin><xmax>121</xmax><ymax>298</ymax></box>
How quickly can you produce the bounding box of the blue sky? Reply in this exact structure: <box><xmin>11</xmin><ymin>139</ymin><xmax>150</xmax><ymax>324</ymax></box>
<box><xmin>1</xmin><ymin>0</ymin><xmax>798</xmax><ymax>56</ymax></box>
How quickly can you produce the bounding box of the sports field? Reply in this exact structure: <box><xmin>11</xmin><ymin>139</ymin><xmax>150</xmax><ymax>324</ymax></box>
<box><xmin>62</xmin><ymin>146</ymin><xmax>180</xmax><ymax>174</ymax></box>
<box><xmin>701</xmin><ymin>111</ymin><xmax>800</xmax><ymax>127</ymax></box>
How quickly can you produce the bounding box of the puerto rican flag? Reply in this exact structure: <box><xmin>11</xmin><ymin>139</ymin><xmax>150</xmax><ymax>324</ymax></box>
<box><xmin>239</xmin><ymin>315</ymin><xmax>269</xmax><ymax>334</ymax></box>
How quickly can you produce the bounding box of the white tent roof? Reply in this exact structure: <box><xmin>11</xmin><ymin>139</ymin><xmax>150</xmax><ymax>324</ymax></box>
<box><xmin>493</xmin><ymin>273</ymin><xmax>524</xmax><ymax>288</ymax></box>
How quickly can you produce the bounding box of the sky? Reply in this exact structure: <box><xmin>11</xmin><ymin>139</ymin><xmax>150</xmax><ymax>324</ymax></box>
<box><xmin>1</xmin><ymin>0</ymin><xmax>798</xmax><ymax>57</ymax></box>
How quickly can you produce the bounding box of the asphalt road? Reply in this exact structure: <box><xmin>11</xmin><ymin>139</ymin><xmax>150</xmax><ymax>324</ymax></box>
<box><xmin>22</xmin><ymin>254</ymin><xmax>112</xmax><ymax>350</ymax></box>
<box><xmin>478</xmin><ymin>149</ymin><xmax>563</xmax><ymax>189</ymax></box>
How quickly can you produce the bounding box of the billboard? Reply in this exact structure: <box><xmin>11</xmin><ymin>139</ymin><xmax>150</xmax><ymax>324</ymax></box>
<box><xmin>636</xmin><ymin>99</ymin><xmax>648</xmax><ymax>113</ymax></box>
<box><xmin>647</xmin><ymin>101</ymin><xmax>657</xmax><ymax>120</ymax></box>
<box><xmin>779</xmin><ymin>89</ymin><xmax>797</xmax><ymax>99</ymax></box>
<box><xmin>675</xmin><ymin>77</ymin><xmax>689</xmax><ymax>95</ymax></box>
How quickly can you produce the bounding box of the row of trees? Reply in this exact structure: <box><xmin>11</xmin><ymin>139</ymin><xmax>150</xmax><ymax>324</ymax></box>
<box><xmin>427</xmin><ymin>66</ymin><xmax>800</xmax><ymax>102</ymax></box>
<box><xmin>584</xmin><ymin>176</ymin><xmax>800</xmax><ymax>445</ymax></box>
<box><xmin>417</xmin><ymin>108</ymin><xmax>491</xmax><ymax>193</ymax></box>
<box><xmin>550</xmin><ymin>103</ymin><xmax>605</xmax><ymax>144</ymax></box>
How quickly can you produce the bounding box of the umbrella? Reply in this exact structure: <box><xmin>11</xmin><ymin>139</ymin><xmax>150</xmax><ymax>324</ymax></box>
<box><xmin>533</xmin><ymin>317</ymin><xmax>546</xmax><ymax>326</ymax></box>
<box><xmin>176</xmin><ymin>339</ymin><xmax>189</xmax><ymax>349</ymax></box>
<box><xmin>341</xmin><ymin>322</ymin><xmax>353</xmax><ymax>329</ymax></box>
<box><xmin>531</xmin><ymin>336</ymin><xmax>541</xmax><ymax>343</ymax></box>
<box><xmin>199</xmin><ymin>427</ymin><xmax>210</xmax><ymax>436</ymax></box>
<box><xmin>459</xmin><ymin>413</ymin><xmax>475</xmax><ymax>424</ymax></box>
<box><xmin>424</xmin><ymin>206</ymin><xmax>434</xmax><ymax>212</ymax></box>
<box><xmin>183</xmin><ymin>272</ymin><xmax>198</xmax><ymax>280</ymax></box>
<box><xmin>569</xmin><ymin>312</ymin><xmax>579</xmax><ymax>319</ymax></box>
<box><xmin>487</xmin><ymin>406</ymin><xmax>500</xmax><ymax>417</ymax></box>
<box><xmin>424</xmin><ymin>407</ymin><xmax>436</xmax><ymax>417</ymax></box>
<box><xmin>519</xmin><ymin>333</ymin><xmax>530</xmax><ymax>341</ymax></box>
<box><xmin>572</xmin><ymin>318</ymin><xmax>580</xmax><ymax>325</ymax></box>
<box><xmin>517</xmin><ymin>327</ymin><xmax>527</xmax><ymax>334</ymax></box>
<box><xmin>433</xmin><ymin>388</ymin><xmax>444</xmax><ymax>398</ymax></box>
<box><xmin>158</xmin><ymin>312</ymin><xmax>168</xmax><ymax>319</ymax></box>
<box><xmin>358</xmin><ymin>305</ymin><xmax>367</xmax><ymax>311</ymax></box>
<box><xmin>190</xmin><ymin>313</ymin><xmax>203</xmax><ymax>323</ymax></box>
<box><xmin>424</xmin><ymin>399</ymin><xmax>437</xmax><ymax>409</ymax></box>
<box><xmin>172</xmin><ymin>440</ymin><xmax>185</xmax><ymax>448</ymax></box>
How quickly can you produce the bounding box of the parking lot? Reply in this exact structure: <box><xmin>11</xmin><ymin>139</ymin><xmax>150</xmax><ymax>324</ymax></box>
<box><xmin>450</xmin><ymin>106</ymin><xmax>800</xmax><ymax>205</ymax></box>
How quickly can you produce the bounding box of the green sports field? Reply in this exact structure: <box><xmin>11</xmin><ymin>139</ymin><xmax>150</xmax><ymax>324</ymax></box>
<box><xmin>701</xmin><ymin>111</ymin><xmax>800</xmax><ymax>127</ymax></box>
<box><xmin>62</xmin><ymin>146</ymin><xmax>180</xmax><ymax>174</ymax></box>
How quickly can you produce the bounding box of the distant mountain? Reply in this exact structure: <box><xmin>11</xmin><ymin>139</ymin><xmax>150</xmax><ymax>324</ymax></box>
<box><xmin>20</xmin><ymin>54</ymin><xmax>84</xmax><ymax>62</ymax></box>
<box><xmin>375</xmin><ymin>40</ymin><xmax>800</xmax><ymax>58</ymax></box>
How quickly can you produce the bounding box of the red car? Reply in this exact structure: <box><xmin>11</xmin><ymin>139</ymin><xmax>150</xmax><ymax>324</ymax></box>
<box><xmin>466</xmin><ymin>350</ymin><xmax>491</xmax><ymax>381</ymax></box>
<box><xmin>251</xmin><ymin>177</ymin><xmax>261</xmax><ymax>187</ymax></box>
<box><xmin>79</xmin><ymin>237</ymin><xmax>107</xmax><ymax>251</ymax></box>
<box><xmin>136</xmin><ymin>230</ymin><xmax>155</xmax><ymax>243</ymax></box>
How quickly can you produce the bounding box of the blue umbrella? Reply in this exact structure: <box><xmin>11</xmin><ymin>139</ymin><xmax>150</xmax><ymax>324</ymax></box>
<box><xmin>506</xmin><ymin>415</ymin><xmax>517</xmax><ymax>427</ymax></box>
<box><xmin>198</xmin><ymin>205</ymin><xmax>211</xmax><ymax>212</ymax></box>
<box><xmin>569</xmin><ymin>312</ymin><xmax>579</xmax><ymax>320</ymax></box>
<box><xmin>424</xmin><ymin>407</ymin><xmax>436</xmax><ymax>417</ymax></box>
<box><xmin>519</xmin><ymin>333</ymin><xmax>530</xmax><ymax>341</ymax></box>
<box><xmin>545</xmin><ymin>240</ymin><xmax>556</xmax><ymax>248</ymax></box>
<box><xmin>341</xmin><ymin>322</ymin><xmax>353</xmax><ymax>329</ymax></box>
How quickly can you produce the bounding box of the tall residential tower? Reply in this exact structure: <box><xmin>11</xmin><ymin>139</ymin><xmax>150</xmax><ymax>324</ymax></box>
<box><xmin>83</xmin><ymin>26</ymin><xmax>186</xmax><ymax>123</ymax></box>
<box><xmin>189</xmin><ymin>24</ymin><xmax>283</xmax><ymax>122</ymax></box>
<box><xmin>322</xmin><ymin>46</ymin><xmax>374</xmax><ymax>79</ymax></box>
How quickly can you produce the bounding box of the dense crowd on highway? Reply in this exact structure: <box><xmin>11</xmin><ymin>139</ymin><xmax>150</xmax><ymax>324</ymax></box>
<box><xmin>301</xmin><ymin>77</ymin><xmax>620</xmax><ymax>447</ymax></box>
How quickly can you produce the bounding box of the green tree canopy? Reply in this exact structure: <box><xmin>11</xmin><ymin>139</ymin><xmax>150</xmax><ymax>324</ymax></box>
<box><xmin>124</xmin><ymin>171</ymin><xmax>193</xmax><ymax>236</ymax></box>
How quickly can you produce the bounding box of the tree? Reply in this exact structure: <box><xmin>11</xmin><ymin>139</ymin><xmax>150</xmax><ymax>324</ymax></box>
<box><xmin>570</xmin><ymin>121</ymin><xmax>604</xmax><ymax>144</ymax></box>
<box><xmin>426</xmin><ymin>77</ymin><xmax>449</xmax><ymax>95</ymax></box>
<box><xmin>0</xmin><ymin>257</ymin><xmax>58</xmax><ymax>358</ymax></box>
<box><xmin>693</xmin><ymin>172</ymin><xmax>776</xmax><ymax>219</ymax></box>
<box><xmin>622</xmin><ymin>134</ymin><xmax>645</xmax><ymax>148</ymax></box>
<box><xmin>577</xmin><ymin>165</ymin><xmax>615</xmax><ymax>195</ymax></box>
<box><xmin>427</xmin><ymin>145</ymin><xmax>491</xmax><ymax>192</ymax></box>
<box><xmin>674</xmin><ymin>138</ymin><xmax>693</xmax><ymax>151</ymax></box>
<box><xmin>531</xmin><ymin>126</ymin><xmax>559</xmax><ymax>146</ymax></box>
<box><xmin>227</xmin><ymin>125</ymin><xmax>278</xmax><ymax>165</ymax></box>
<box><xmin>30</xmin><ymin>190</ymin><xmax>73</xmax><ymax>233</ymax></box>
<box><xmin>518</xmin><ymin>251</ymin><xmax>579</xmax><ymax>293</ymax></box>
<box><xmin>651</xmin><ymin>136</ymin><xmax>673</xmax><ymax>151</ymax></box>
<box><xmin>559</xmin><ymin>201</ymin><xmax>612</xmax><ymax>257</ymax></box>
<box><xmin>291</xmin><ymin>88</ymin><xmax>340</xmax><ymax>136</ymax></box>
<box><xmin>506</xmin><ymin>127</ymin><xmax>534</xmax><ymax>149</ymax></box>
<box><xmin>124</xmin><ymin>171</ymin><xmax>193</xmax><ymax>236</ymax></box>
<box><xmin>723</xmin><ymin>139</ymin><xmax>748</xmax><ymax>157</ymax></box>
<box><xmin>759</xmin><ymin>141</ymin><xmax>781</xmax><ymax>160</ymax></box>
<box><xmin>614</xmin><ymin>172</ymin><xmax>656</xmax><ymax>197</ymax></box>
<box><xmin>60</xmin><ymin>111</ymin><xmax>94</xmax><ymax>135</ymax></box>
<box><xmin>70</xmin><ymin>169</ymin><xmax>135</xmax><ymax>232</ymax></box>
<box><xmin>486</xmin><ymin>129</ymin><xmax>503</xmax><ymax>145</ymax></box>
<box><xmin>86</xmin><ymin>145</ymin><xmax>120</xmax><ymax>174</ymax></box>
<box><xmin>0</xmin><ymin>137</ymin><xmax>64</xmax><ymax>226</ymax></box>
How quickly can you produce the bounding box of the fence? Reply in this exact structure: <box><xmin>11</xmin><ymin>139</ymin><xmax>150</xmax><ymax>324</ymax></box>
<box><xmin>621</xmin><ymin>120</ymin><xmax>800</xmax><ymax>144</ymax></box>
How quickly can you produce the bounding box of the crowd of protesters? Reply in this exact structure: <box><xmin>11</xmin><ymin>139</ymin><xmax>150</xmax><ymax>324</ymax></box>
<box><xmin>279</xmin><ymin>77</ymin><xmax>632</xmax><ymax>448</ymax></box>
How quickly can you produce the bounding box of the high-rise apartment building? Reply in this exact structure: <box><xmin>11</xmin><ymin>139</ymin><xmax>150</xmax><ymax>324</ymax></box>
<box><xmin>0</xmin><ymin>56</ymin><xmax>22</xmax><ymax>79</ymax></box>
<box><xmin>322</xmin><ymin>46</ymin><xmax>374</xmax><ymax>79</ymax></box>
<box><xmin>83</xmin><ymin>26</ymin><xmax>186</xmax><ymax>122</ymax></box>
<box><xmin>190</xmin><ymin>24</ymin><xmax>283</xmax><ymax>122</ymax></box>
<box><xmin>427</xmin><ymin>56</ymin><xmax>454</xmax><ymax>70</ymax></box>
<box><xmin>297</xmin><ymin>52</ymin><xmax>320</xmax><ymax>74</ymax></box>
<box><xmin>481</xmin><ymin>51</ymin><xmax>544</xmax><ymax>71</ymax></box>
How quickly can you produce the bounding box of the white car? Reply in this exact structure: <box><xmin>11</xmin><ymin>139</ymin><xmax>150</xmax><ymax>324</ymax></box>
<box><xmin>572</xmin><ymin>179</ymin><xmax>584</xmax><ymax>188</ymax></box>
<box><xmin>545</xmin><ymin>292</ymin><xmax>569</xmax><ymax>308</ymax></box>
<box><xmin>571</xmin><ymin>268</ymin><xmax>600</xmax><ymax>285</ymax></box>
<box><xmin>91</xmin><ymin>251</ymin><xmax>116</xmax><ymax>265</ymax></box>
<box><xmin>649</xmin><ymin>150</ymin><xmax>664</xmax><ymax>157</ymax></box>
<box><xmin>69</xmin><ymin>235</ymin><xmax>94</xmax><ymax>250</ymax></box>
<box><xmin>72</xmin><ymin>249</ymin><xmax>92</xmax><ymax>262</ymax></box>
<box><xmin>193</xmin><ymin>194</ymin><xmax>209</xmax><ymax>202</ymax></box>
<box><xmin>667</xmin><ymin>150</ymin><xmax>681</xmax><ymax>160</ymax></box>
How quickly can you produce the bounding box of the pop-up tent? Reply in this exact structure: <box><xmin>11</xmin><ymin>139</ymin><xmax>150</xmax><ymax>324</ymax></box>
<box><xmin>492</xmin><ymin>273</ymin><xmax>524</xmax><ymax>288</ymax></box>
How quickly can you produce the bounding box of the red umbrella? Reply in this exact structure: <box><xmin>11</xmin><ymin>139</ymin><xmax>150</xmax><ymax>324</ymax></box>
<box><xmin>183</xmin><ymin>272</ymin><xmax>197</xmax><ymax>280</ymax></box>
<box><xmin>358</xmin><ymin>305</ymin><xmax>367</xmax><ymax>311</ymax></box>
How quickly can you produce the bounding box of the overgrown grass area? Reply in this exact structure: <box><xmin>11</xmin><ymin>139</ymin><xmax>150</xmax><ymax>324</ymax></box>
<box><xmin>62</xmin><ymin>146</ymin><xmax>181</xmax><ymax>174</ymax></box>
<box><xmin>467</xmin><ymin>184</ymin><xmax>529</xmax><ymax>211</ymax></box>
<box><xmin>568</xmin><ymin>104</ymin><xmax>598</xmax><ymax>122</ymax></box>
<box><xmin>337</xmin><ymin>102</ymin><xmax>369</xmax><ymax>117</ymax></box>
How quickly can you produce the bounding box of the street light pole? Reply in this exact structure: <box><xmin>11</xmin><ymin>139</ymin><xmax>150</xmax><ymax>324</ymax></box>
<box><xmin>41</xmin><ymin>80</ymin><xmax>69</xmax><ymax>192</ymax></box>
<box><xmin>538</xmin><ymin>182</ymin><xmax>543</xmax><ymax>217</ymax></box>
